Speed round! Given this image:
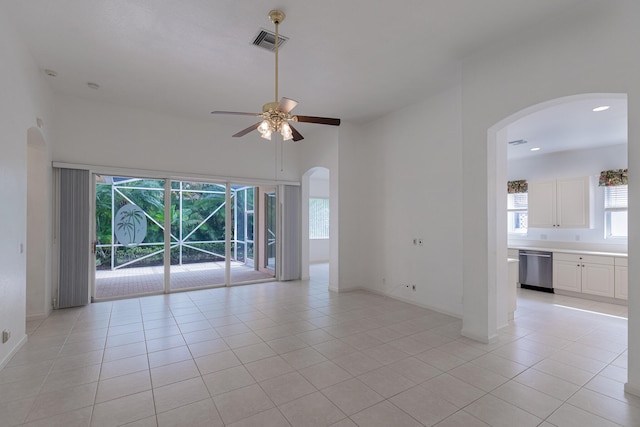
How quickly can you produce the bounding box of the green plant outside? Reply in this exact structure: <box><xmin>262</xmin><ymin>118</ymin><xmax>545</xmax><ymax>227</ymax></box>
<box><xmin>95</xmin><ymin>179</ymin><xmax>253</xmax><ymax>270</ymax></box>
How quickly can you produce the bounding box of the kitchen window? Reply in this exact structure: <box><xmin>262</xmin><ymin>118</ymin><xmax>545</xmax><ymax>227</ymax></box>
<box><xmin>604</xmin><ymin>184</ymin><xmax>628</xmax><ymax>238</ymax></box>
<box><xmin>508</xmin><ymin>192</ymin><xmax>528</xmax><ymax>234</ymax></box>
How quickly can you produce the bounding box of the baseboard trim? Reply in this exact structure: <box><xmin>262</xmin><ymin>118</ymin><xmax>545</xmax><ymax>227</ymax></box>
<box><xmin>0</xmin><ymin>333</ymin><xmax>28</xmax><ymax>371</ymax></box>
<box><xmin>385</xmin><ymin>292</ymin><xmax>462</xmax><ymax>320</ymax></box>
<box><xmin>461</xmin><ymin>329</ymin><xmax>499</xmax><ymax>344</ymax></box>
<box><xmin>625</xmin><ymin>382</ymin><xmax>640</xmax><ymax>397</ymax></box>
<box><xmin>26</xmin><ymin>313</ymin><xmax>49</xmax><ymax>321</ymax></box>
<box><xmin>336</xmin><ymin>286</ymin><xmax>463</xmax><ymax>320</ymax></box>
<box><xmin>554</xmin><ymin>289</ymin><xmax>627</xmax><ymax>306</ymax></box>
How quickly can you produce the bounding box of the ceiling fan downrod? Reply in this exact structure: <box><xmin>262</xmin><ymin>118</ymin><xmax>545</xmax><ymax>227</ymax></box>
<box><xmin>269</xmin><ymin>10</ymin><xmax>285</xmax><ymax>106</ymax></box>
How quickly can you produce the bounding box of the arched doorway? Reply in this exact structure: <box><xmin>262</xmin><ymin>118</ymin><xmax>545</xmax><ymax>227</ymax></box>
<box><xmin>301</xmin><ymin>167</ymin><xmax>334</xmax><ymax>287</ymax></box>
<box><xmin>486</xmin><ymin>93</ymin><xmax>628</xmax><ymax>339</ymax></box>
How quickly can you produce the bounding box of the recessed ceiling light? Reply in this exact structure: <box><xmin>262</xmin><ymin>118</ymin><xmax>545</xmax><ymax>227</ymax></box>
<box><xmin>593</xmin><ymin>105</ymin><xmax>610</xmax><ymax>112</ymax></box>
<box><xmin>530</xmin><ymin>147</ymin><xmax>541</xmax><ymax>152</ymax></box>
<box><xmin>87</xmin><ymin>82</ymin><xmax>100</xmax><ymax>90</ymax></box>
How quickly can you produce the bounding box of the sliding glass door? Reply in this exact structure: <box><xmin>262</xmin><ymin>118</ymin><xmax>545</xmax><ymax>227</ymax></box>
<box><xmin>169</xmin><ymin>181</ymin><xmax>227</xmax><ymax>291</ymax></box>
<box><xmin>229</xmin><ymin>185</ymin><xmax>276</xmax><ymax>284</ymax></box>
<box><xmin>93</xmin><ymin>176</ymin><xmax>280</xmax><ymax>300</ymax></box>
<box><xmin>262</xmin><ymin>187</ymin><xmax>278</xmax><ymax>273</ymax></box>
<box><xmin>94</xmin><ymin>176</ymin><xmax>166</xmax><ymax>299</ymax></box>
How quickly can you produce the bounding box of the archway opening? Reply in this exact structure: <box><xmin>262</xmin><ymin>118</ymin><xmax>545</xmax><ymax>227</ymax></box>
<box><xmin>301</xmin><ymin>167</ymin><xmax>332</xmax><ymax>286</ymax></box>
<box><xmin>487</xmin><ymin>93</ymin><xmax>628</xmax><ymax>336</ymax></box>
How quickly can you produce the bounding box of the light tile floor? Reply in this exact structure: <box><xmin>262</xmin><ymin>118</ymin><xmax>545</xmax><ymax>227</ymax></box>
<box><xmin>1</xmin><ymin>264</ymin><xmax>635</xmax><ymax>426</ymax></box>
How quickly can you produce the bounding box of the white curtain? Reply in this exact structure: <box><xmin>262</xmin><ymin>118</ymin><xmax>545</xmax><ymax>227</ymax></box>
<box><xmin>57</xmin><ymin>168</ymin><xmax>90</xmax><ymax>308</ymax></box>
<box><xmin>280</xmin><ymin>185</ymin><xmax>301</xmax><ymax>281</ymax></box>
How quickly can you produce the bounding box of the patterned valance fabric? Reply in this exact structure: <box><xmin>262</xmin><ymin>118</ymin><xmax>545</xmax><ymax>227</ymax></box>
<box><xmin>507</xmin><ymin>180</ymin><xmax>528</xmax><ymax>194</ymax></box>
<box><xmin>599</xmin><ymin>169</ymin><xmax>628</xmax><ymax>186</ymax></box>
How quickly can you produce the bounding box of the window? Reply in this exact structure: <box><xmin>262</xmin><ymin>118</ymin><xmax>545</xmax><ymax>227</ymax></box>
<box><xmin>309</xmin><ymin>198</ymin><xmax>329</xmax><ymax>239</ymax></box>
<box><xmin>604</xmin><ymin>184</ymin><xmax>628</xmax><ymax>238</ymax></box>
<box><xmin>508</xmin><ymin>193</ymin><xmax>528</xmax><ymax>234</ymax></box>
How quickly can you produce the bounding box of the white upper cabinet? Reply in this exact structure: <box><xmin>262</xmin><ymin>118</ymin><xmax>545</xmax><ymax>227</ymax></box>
<box><xmin>528</xmin><ymin>176</ymin><xmax>592</xmax><ymax>228</ymax></box>
<box><xmin>528</xmin><ymin>180</ymin><xmax>556</xmax><ymax>228</ymax></box>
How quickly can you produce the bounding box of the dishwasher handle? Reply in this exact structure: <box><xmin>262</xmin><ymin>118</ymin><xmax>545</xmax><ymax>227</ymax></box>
<box><xmin>520</xmin><ymin>252</ymin><xmax>551</xmax><ymax>258</ymax></box>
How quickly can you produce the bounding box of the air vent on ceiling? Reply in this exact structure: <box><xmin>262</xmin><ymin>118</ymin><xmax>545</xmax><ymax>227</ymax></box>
<box><xmin>252</xmin><ymin>28</ymin><xmax>288</xmax><ymax>51</ymax></box>
<box><xmin>508</xmin><ymin>139</ymin><xmax>528</xmax><ymax>146</ymax></box>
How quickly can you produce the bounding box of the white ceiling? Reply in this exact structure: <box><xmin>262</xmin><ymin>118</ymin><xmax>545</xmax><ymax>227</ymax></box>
<box><xmin>506</xmin><ymin>96</ymin><xmax>628</xmax><ymax>160</ymax></box>
<box><xmin>4</xmin><ymin>1</ymin><xmax>624</xmax><ymax>155</ymax></box>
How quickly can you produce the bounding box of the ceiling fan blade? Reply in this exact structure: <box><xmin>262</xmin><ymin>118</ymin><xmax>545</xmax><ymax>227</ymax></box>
<box><xmin>232</xmin><ymin>122</ymin><xmax>261</xmax><ymax>137</ymax></box>
<box><xmin>289</xmin><ymin>124</ymin><xmax>304</xmax><ymax>142</ymax></box>
<box><xmin>294</xmin><ymin>115</ymin><xmax>341</xmax><ymax>126</ymax></box>
<box><xmin>278</xmin><ymin>97</ymin><xmax>298</xmax><ymax>114</ymax></box>
<box><xmin>211</xmin><ymin>111</ymin><xmax>261</xmax><ymax>116</ymax></box>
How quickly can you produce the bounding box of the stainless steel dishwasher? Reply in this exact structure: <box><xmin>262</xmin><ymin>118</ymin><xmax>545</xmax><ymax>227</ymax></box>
<box><xmin>519</xmin><ymin>250</ymin><xmax>553</xmax><ymax>293</ymax></box>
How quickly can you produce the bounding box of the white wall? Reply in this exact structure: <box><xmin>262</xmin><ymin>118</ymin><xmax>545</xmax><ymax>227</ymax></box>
<box><xmin>51</xmin><ymin>94</ymin><xmax>300</xmax><ymax>183</ymax></box>
<box><xmin>27</xmin><ymin>129</ymin><xmax>53</xmax><ymax>319</ymax></box>
<box><xmin>508</xmin><ymin>144</ymin><xmax>627</xmax><ymax>251</ymax></box>
<box><xmin>356</xmin><ymin>85</ymin><xmax>464</xmax><ymax>316</ymax></box>
<box><xmin>336</xmin><ymin>122</ymin><xmax>374</xmax><ymax>292</ymax></box>
<box><xmin>459</xmin><ymin>0</ymin><xmax>640</xmax><ymax>388</ymax></box>
<box><xmin>0</xmin><ymin>8</ymin><xmax>52</xmax><ymax>367</ymax></box>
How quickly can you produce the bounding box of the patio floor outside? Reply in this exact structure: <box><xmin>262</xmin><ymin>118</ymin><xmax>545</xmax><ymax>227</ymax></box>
<box><xmin>95</xmin><ymin>261</ymin><xmax>275</xmax><ymax>299</ymax></box>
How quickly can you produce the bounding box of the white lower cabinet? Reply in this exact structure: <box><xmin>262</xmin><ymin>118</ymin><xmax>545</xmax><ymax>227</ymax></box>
<box><xmin>582</xmin><ymin>261</ymin><xmax>615</xmax><ymax>297</ymax></box>
<box><xmin>553</xmin><ymin>253</ymin><xmax>615</xmax><ymax>298</ymax></box>
<box><xmin>615</xmin><ymin>257</ymin><xmax>628</xmax><ymax>300</ymax></box>
<box><xmin>553</xmin><ymin>259</ymin><xmax>582</xmax><ymax>292</ymax></box>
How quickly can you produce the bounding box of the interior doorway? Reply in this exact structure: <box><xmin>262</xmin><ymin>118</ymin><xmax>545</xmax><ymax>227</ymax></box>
<box><xmin>301</xmin><ymin>167</ymin><xmax>331</xmax><ymax>284</ymax></box>
<box><xmin>488</xmin><ymin>93</ymin><xmax>628</xmax><ymax>333</ymax></box>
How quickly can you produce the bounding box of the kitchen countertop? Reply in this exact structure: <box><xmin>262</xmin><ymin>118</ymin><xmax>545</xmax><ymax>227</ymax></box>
<box><xmin>509</xmin><ymin>246</ymin><xmax>627</xmax><ymax>258</ymax></box>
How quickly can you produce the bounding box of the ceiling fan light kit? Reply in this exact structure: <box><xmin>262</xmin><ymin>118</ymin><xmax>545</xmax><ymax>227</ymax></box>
<box><xmin>212</xmin><ymin>9</ymin><xmax>340</xmax><ymax>142</ymax></box>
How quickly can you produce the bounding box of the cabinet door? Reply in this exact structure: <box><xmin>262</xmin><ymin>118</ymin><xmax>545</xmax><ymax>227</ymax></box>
<box><xmin>556</xmin><ymin>177</ymin><xmax>590</xmax><ymax>228</ymax></box>
<box><xmin>581</xmin><ymin>263</ymin><xmax>615</xmax><ymax>298</ymax></box>
<box><xmin>553</xmin><ymin>260</ymin><xmax>581</xmax><ymax>292</ymax></box>
<box><xmin>615</xmin><ymin>265</ymin><xmax>628</xmax><ymax>300</ymax></box>
<box><xmin>528</xmin><ymin>180</ymin><xmax>556</xmax><ymax>228</ymax></box>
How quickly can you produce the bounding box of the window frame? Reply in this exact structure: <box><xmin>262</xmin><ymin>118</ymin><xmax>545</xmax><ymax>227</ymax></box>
<box><xmin>507</xmin><ymin>192</ymin><xmax>528</xmax><ymax>235</ymax></box>
<box><xmin>604</xmin><ymin>184</ymin><xmax>628</xmax><ymax>239</ymax></box>
<box><xmin>309</xmin><ymin>197</ymin><xmax>330</xmax><ymax>240</ymax></box>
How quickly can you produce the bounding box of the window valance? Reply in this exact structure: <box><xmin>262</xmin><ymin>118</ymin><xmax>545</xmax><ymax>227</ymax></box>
<box><xmin>507</xmin><ymin>180</ymin><xmax>528</xmax><ymax>194</ymax></box>
<box><xmin>599</xmin><ymin>169</ymin><xmax>628</xmax><ymax>186</ymax></box>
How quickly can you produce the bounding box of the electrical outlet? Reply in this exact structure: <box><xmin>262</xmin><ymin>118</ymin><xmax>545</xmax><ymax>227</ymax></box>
<box><xmin>2</xmin><ymin>329</ymin><xmax>10</xmax><ymax>343</ymax></box>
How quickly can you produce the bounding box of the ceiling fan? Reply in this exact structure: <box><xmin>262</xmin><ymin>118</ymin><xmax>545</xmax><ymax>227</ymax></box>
<box><xmin>211</xmin><ymin>9</ymin><xmax>340</xmax><ymax>142</ymax></box>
